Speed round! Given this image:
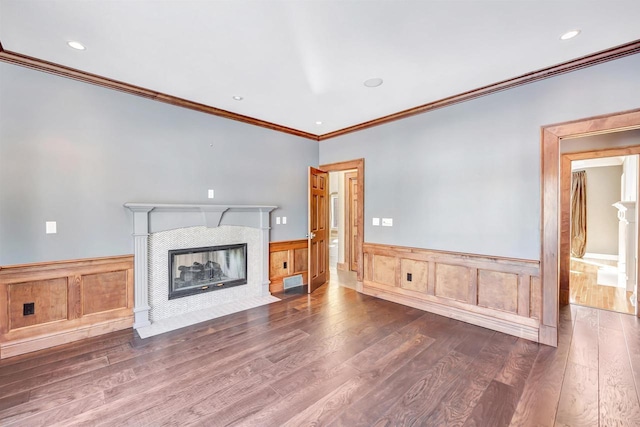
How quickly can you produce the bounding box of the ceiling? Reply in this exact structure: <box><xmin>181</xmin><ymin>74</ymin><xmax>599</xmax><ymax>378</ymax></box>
<box><xmin>1</xmin><ymin>0</ymin><xmax>640</xmax><ymax>137</ymax></box>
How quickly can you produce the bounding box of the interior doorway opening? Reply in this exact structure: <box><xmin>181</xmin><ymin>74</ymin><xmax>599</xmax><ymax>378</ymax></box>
<box><xmin>318</xmin><ymin>159</ymin><xmax>364</xmax><ymax>292</ymax></box>
<box><xmin>328</xmin><ymin>169</ymin><xmax>358</xmax><ymax>289</ymax></box>
<box><xmin>568</xmin><ymin>152</ymin><xmax>638</xmax><ymax>315</ymax></box>
<box><xmin>541</xmin><ymin>108</ymin><xmax>640</xmax><ymax>347</ymax></box>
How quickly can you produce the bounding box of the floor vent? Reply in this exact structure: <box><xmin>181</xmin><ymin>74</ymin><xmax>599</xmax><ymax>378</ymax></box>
<box><xmin>283</xmin><ymin>274</ymin><xmax>303</xmax><ymax>290</ymax></box>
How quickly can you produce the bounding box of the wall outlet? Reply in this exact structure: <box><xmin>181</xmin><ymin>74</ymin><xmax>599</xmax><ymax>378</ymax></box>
<box><xmin>382</xmin><ymin>218</ymin><xmax>393</xmax><ymax>227</ymax></box>
<box><xmin>23</xmin><ymin>302</ymin><xmax>35</xmax><ymax>316</ymax></box>
<box><xmin>282</xmin><ymin>216</ymin><xmax>287</xmax><ymax>224</ymax></box>
<box><xmin>46</xmin><ymin>221</ymin><xmax>57</xmax><ymax>234</ymax></box>
<box><xmin>276</xmin><ymin>217</ymin><xmax>281</xmax><ymax>225</ymax></box>
<box><xmin>207</xmin><ymin>189</ymin><xmax>215</xmax><ymax>199</ymax></box>
<box><xmin>372</xmin><ymin>218</ymin><xmax>380</xmax><ymax>226</ymax></box>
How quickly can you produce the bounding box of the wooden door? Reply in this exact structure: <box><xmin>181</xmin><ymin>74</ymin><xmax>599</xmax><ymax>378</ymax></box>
<box><xmin>346</xmin><ymin>172</ymin><xmax>359</xmax><ymax>271</ymax></box>
<box><xmin>308</xmin><ymin>167</ymin><xmax>329</xmax><ymax>293</ymax></box>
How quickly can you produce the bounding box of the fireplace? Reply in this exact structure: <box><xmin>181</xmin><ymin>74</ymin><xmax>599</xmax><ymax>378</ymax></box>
<box><xmin>124</xmin><ymin>203</ymin><xmax>276</xmax><ymax>330</ymax></box>
<box><xmin>169</xmin><ymin>243</ymin><xmax>247</xmax><ymax>300</ymax></box>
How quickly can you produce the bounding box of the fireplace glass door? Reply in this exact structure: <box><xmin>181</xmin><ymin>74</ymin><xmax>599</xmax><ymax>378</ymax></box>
<box><xmin>168</xmin><ymin>244</ymin><xmax>247</xmax><ymax>299</ymax></box>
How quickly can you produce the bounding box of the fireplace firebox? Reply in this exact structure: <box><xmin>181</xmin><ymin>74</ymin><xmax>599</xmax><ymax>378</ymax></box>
<box><xmin>168</xmin><ymin>244</ymin><xmax>247</xmax><ymax>300</ymax></box>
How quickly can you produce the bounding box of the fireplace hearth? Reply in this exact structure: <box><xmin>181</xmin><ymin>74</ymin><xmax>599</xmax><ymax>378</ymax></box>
<box><xmin>169</xmin><ymin>243</ymin><xmax>247</xmax><ymax>299</ymax></box>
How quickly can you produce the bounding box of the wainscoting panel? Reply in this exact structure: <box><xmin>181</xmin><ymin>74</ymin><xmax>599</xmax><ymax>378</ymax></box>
<box><xmin>82</xmin><ymin>270</ymin><xmax>129</xmax><ymax>316</ymax></box>
<box><xmin>9</xmin><ymin>278</ymin><xmax>68</xmax><ymax>330</ymax></box>
<box><xmin>269</xmin><ymin>240</ymin><xmax>309</xmax><ymax>292</ymax></box>
<box><xmin>0</xmin><ymin>255</ymin><xmax>134</xmax><ymax>359</ymax></box>
<box><xmin>477</xmin><ymin>270</ymin><xmax>519</xmax><ymax>314</ymax></box>
<box><xmin>363</xmin><ymin>243</ymin><xmax>541</xmax><ymax>342</ymax></box>
<box><xmin>400</xmin><ymin>259</ymin><xmax>429</xmax><ymax>293</ymax></box>
<box><xmin>435</xmin><ymin>263</ymin><xmax>470</xmax><ymax>303</ymax></box>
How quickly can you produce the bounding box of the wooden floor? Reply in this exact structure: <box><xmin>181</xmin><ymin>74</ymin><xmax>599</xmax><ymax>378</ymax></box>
<box><xmin>2</xmin><ymin>282</ymin><xmax>640</xmax><ymax>426</ymax></box>
<box><xmin>570</xmin><ymin>270</ymin><xmax>635</xmax><ymax>315</ymax></box>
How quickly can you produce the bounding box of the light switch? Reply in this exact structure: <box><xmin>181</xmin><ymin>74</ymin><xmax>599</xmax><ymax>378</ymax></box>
<box><xmin>46</xmin><ymin>221</ymin><xmax>57</xmax><ymax>234</ymax></box>
<box><xmin>372</xmin><ymin>218</ymin><xmax>380</xmax><ymax>226</ymax></box>
<box><xmin>276</xmin><ymin>217</ymin><xmax>281</xmax><ymax>225</ymax></box>
<box><xmin>382</xmin><ymin>218</ymin><xmax>393</xmax><ymax>227</ymax></box>
<box><xmin>207</xmin><ymin>189</ymin><xmax>215</xmax><ymax>199</ymax></box>
<box><xmin>282</xmin><ymin>216</ymin><xmax>287</xmax><ymax>224</ymax></box>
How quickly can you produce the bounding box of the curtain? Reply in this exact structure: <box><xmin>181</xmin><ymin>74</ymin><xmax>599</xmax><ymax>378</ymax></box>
<box><xmin>571</xmin><ymin>170</ymin><xmax>587</xmax><ymax>258</ymax></box>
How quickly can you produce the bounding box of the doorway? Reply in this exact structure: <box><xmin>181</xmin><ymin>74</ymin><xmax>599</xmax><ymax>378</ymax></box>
<box><xmin>318</xmin><ymin>159</ymin><xmax>364</xmax><ymax>292</ymax></box>
<box><xmin>541</xmin><ymin>108</ymin><xmax>640</xmax><ymax>347</ymax></box>
<box><xmin>327</xmin><ymin>169</ymin><xmax>358</xmax><ymax>289</ymax></box>
<box><xmin>568</xmin><ymin>152</ymin><xmax>638</xmax><ymax>315</ymax></box>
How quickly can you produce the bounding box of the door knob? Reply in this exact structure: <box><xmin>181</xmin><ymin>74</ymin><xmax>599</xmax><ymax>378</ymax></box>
<box><xmin>306</xmin><ymin>232</ymin><xmax>316</xmax><ymax>239</ymax></box>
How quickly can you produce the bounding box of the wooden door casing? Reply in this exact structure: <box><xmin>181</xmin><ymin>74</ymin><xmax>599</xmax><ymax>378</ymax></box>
<box><xmin>308</xmin><ymin>167</ymin><xmax>329</xmax><ymax>292</ymax></box>
<box><xmin>345</xmin><ymin>171</ymin><xmax>358</xmax><ymax>272</ymax></box>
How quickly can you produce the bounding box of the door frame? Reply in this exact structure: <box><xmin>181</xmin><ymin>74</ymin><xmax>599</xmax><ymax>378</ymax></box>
<box><xmin>541</xmin><ymin>108</ymin><xmax>640</xmax><ymax>346</ymax></box>
<box><xmin>344</xmin><ymin>171</ymin><xmax>358</xmax><ymax>272</ymax></box>
<box><xmin>320</xmin><ymin>159</ymin><xmax>365</xmax><ymax>286</ymax></box>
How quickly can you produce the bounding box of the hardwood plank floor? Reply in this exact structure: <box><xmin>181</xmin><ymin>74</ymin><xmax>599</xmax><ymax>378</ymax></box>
<box><xmin>1</xmin><ymin>282</ymin><xmax>640</xmax><ymax>426</ymax></box>
<box><xmin>570</xmin><ymin>269</ymin><xmax>635</xmax><ymax>315</ymax></box>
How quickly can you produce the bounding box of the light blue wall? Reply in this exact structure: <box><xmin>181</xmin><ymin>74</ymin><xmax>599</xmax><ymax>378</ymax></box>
<box><xmin>319</xmin><ymin>54</ymin><xmax>640</xmax><ymax>260</ymax></box>
<box><xmin>0</xmin><ymin>62</ymin><xmax>318</xmax><ymax>265</ymax></box>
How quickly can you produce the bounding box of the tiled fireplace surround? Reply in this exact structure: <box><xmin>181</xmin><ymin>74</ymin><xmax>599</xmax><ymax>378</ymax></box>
<box><xmin>124</xmin><ymin>203</ymin><xmax>277</xmax><ymax>336</ymax></box>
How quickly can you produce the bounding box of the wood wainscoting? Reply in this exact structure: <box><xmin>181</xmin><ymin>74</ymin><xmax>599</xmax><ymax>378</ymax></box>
<box><xmin>363</xmin><ymin>243</ymin><xmax>542</xmax><ymax>342</ymax></box>
<box><xmin>0</xmin><ymin>255</ymin><xmax>134</xmax><ymax>359</ymax></box>
<box><xmin>269</xmin><ymin>240</ymin><xmax>308</xmax><ymax>293</ymax></box>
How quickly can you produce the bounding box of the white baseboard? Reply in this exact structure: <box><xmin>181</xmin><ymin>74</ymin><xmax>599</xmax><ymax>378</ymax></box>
<box><xmin>584</xmin><ymin>252</ymin><xmax>618</xmax><ymax>261</ymax></box>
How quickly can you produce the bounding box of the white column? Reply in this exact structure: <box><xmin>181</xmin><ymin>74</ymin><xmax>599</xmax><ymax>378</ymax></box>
<box><xmin>259</xmin><ymin>209</ymin><xmax>272</xmax><ymax>296</ymax></box>
<box><xmin>129</xmin><ymin>207</ymin><xmax>154</xmax><ymax>329</ymax></box>
<box><xmin>614</xmin><ymin>201</ymin><xmax>637</xmax><ymax>292</ymax></box>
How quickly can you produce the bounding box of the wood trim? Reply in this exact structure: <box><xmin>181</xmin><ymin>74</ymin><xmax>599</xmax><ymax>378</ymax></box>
<box><xmin>0</xmin><ymin>317</ymin><xmax>133</xmax><ymax>359</ymax></box>
<box><xmin>344</xmin><ymin>171</ymin><xmax>358</xmax><ymax>272</ymax></box>
<box><xmin>2</xmin><ymin>39</ymin><xmax>639</xmax><ymax>144</ymax></box>
<box><xmin>363</xmin><ymin>243</ymin><xmax>541</xmax><ymax>342</ymax></box>
<box><xmin>319</xmin><ymin>40</ymin><xmax>640</xmax><ymax>141</ymax></box>
<box><xmin>364</xmin><ymin>243</ymin><xmax>540</xmax><ymax>274</ymax></box>
<box><xmin>0</xmin><ymin>255</ymin><xmax>134</xmax><ymax>358</ymax></box>
<box><xmin>269</xmin><ymin>239</ymin><xmax>308</xmax><ymax>252</ymax></box>
<box><xmin>0</xmin><ymin>254</ymin><xmax>134</xmax><ymax>273</ymax></box>
<box><xmin>518</xmin><ymin>275</ymin><xmax>531</xmax><ymax>318</ymax></box>
<box><xmin>0</xmin><ymin>46</ymin><xmax>319</xmax><ymax>141</ymax></box>
<box><xmin>362</xmin><ymin>282</ymin><xmax>539</xmax><ymax>342</ymax></box>
<box><xmin>320</xmin><ymin>159</ymin><xmax>365</xmax><ymax>283</ymax></box>
<box><xmin>541</xmin><ymin>108</ymin><xmax>640</xmax><ymax>347</ymax></box>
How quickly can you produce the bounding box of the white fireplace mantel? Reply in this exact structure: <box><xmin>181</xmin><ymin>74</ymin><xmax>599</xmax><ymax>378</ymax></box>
<box><xmin>124</xmin><ymin>202</ymin><xmax>277</xmax><ymax>329</ymax></box>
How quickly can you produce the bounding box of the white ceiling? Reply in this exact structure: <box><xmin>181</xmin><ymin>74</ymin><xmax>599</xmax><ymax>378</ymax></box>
<box><xmin>1</xmin><ymin>0</ymin><xmax>640</xmax><ymax>136</ymax></box>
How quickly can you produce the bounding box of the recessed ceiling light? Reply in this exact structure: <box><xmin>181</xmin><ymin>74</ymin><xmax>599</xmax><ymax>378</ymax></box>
<box><xmin>560</xmin><ymin>29</ymin><xmax>581</xmax><ymax>40</ymax></box>
<box><xmin>232</xmin><ymin>96</ymin><xmax>243</xmax><ymax>101</ymax></box>
<box><xmin>67</xmin><ymin>40</ymin><xmax>86</xmax><ymax>50</ymax></box>
<box><xmin>315</xmin><ymin>121</ymin><xmax>323</xmax><ymax>125</ymax></box>
<box><xmin>364</xmin><ymin>78</ymin><xmax>383</xmax><ymax>88</ymax></box>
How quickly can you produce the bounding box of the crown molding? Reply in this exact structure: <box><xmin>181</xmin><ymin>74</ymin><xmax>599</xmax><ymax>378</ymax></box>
<box><xmin>318</xmin><ymin>39</ymin><xmax>640</xmax><ymax>141</ymax></box>
<box><xmin>2</xmin><ymin>38</ymin><xmax>639</xmax><ymax>143</ymax></box>
<box><xmin>0</xmin><ymin>42</ymin><xmax>320</xmax><ymax>141</ymax></box>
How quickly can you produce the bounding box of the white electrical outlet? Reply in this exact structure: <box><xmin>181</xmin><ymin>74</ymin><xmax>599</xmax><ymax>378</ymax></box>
<box><xmin>282</xmin><ymin>216</ymin><xmax>287</xmax><ymax>224</ymax></box>
<box><xmin>207</xmin><ymin>189</ymin><xmax>215</xmax><ymax>199</ymax></box>
<box><xmin>382</xmin><ymin>218</ymin><xmax>393</xmax><ymax>227</ymax></box>
<box><xmin>276</xmin><ymin>217</ymin><xmax>281</xmax><ymax>225</ymax></box>
<box><xmin>46</xmin><ymin>221</ymin><xmax>57</xmax><ymax>234</ymax></box>
<box><xmin>372</xmin><ymin>218</ymin><xmax>380</xmax><ymax>226</ymax></box>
